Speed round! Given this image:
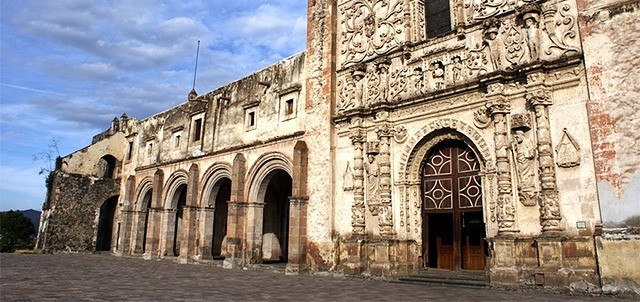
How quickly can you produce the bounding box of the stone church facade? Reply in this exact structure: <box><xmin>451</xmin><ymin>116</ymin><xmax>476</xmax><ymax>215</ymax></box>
<box><xmin>38</xmin><ymin>0</ymin><xmax>639</xmax><ymax>296</ymax></box>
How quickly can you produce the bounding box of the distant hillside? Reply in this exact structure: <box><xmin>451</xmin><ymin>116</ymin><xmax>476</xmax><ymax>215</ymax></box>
<box><xmin>1</xmin><ymin>209</ymin><xmax>41</xmax><ymax>232</ymax></box>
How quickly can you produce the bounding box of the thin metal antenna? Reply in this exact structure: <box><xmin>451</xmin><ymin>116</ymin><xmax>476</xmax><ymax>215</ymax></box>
<box><xmin>192</xmin><ymin>40</ymin><xmax>200</xmax><ymax>90</ymax></box>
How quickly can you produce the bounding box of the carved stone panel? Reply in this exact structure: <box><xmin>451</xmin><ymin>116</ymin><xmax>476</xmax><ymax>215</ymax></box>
<box><xmin>338</xmin><ymin>0</ymin><xmax>405</xmax><ymax>68</ymax></box>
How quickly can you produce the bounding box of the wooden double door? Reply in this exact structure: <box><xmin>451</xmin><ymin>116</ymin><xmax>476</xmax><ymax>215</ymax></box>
<box><xmin>422</xmin><ymin>140</ymin><xmax>486</xmax><ymax>271</ymax></box>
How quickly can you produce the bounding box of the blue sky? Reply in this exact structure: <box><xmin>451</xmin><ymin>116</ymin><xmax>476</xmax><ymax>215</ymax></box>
<box><xmin>0</xmin><ymin>1</ymin><xmax>307</xmax><ymax>211</ymax></box>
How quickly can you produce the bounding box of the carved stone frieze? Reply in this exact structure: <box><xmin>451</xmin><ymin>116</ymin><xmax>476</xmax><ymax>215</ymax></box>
<box><xmin>463</xmin><ymin>1</ymin><xmax>581</xmax><ymax>74</ymax></box>
<box><xmin>339</xmin><ymin>0</ymin><xmax>405</xmax><ymax>67</ymax></box>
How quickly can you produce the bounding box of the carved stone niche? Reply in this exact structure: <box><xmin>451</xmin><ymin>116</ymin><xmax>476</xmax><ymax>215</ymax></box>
<box><xmin>555</xmin><ymin>128</ymin><xmax>580</xmax><ymax>168</ymax></box>
<box><xmin>510</xmin><ymin>113</ymin><xmax>538</xmax><ymax>207</ymax></box>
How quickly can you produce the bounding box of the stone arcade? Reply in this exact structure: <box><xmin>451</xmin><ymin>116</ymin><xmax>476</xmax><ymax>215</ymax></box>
<box><xmin>38</xmin><ymin>0</ymin><xmax>640</xmax><ymax>296</ymax></box>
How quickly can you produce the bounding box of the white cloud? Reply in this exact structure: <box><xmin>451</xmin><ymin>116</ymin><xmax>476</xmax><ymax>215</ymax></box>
<box><xmin>0</xmin><ymin>0</ymin><xmax>307</xmax><ymax>211</ymax></box>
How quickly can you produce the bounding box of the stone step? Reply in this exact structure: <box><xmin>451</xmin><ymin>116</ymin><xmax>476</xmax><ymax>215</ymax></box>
<box><xmin>395</xmin><ymin>270</ymin><xmax>489</xmax><ymax>288</ymax></box>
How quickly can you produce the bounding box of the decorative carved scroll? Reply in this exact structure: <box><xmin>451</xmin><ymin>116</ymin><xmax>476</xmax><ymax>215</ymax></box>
<box><xmin>339</xmin><ymin>0</ymin><xmax>405</xmax><ymax>67</ymax></box>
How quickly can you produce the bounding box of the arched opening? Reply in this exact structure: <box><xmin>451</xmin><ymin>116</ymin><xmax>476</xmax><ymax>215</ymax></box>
<box><xmin>96</xmin><ymin>196</ymin><xmax>119</xmax><ymax>251</ymax></box>
<box><xmin>421</xmin><ymin>140</ymin><xmax>485</xmax><ymax>271</ymax></box>
<box><xmin>261</xmin><ymin>170</ymin><xmax>292</xmax><ymax>263</ymax></box>
<box><xmin>209</xmin><ymin>178</ymin><xmax>230</xmax><ymax>259</ymax></box>
<box><xmin>171</xmin><ymin>184</ymin><xmax>187</xmax><ymax>256</ymax></box>
<box><xmin>98</xmin><ymin>155</ymin><xmax>117</xmax><ymax>179</ymax></box>
<box><xmin>140</xmin><ymin>189</ymin><xmax>152</xmax><ymax>253</ymax></box>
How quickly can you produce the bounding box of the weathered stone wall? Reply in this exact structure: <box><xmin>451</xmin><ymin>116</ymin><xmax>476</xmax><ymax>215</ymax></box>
<box><xmin>595</xmin><ymin>229</ymin><xmax>640</xmax><ymax>297</ymax></box>
<box><xmin>61</xmin><ymin>132</ymin><xmax>128</xmax><ymax>177</ymax></box>
<box><xmin>38</xmin><ymin>172</ymin><xmax>120</xmax><ymax>252</ymax></box>
<box><xmin>579</xmin><ymin>0</ymin><xmax>640</xmax><ymax>226</ymax></box>
<box><xmin>302</xmin><ymin>0</ymin><xmax>337</xmax><ymax>270</ymax></box>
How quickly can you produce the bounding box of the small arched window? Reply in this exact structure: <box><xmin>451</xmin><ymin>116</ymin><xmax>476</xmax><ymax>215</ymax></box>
<box><xmin>98</xmin><ymin>155</ymin><xmax>117</xmax><ymax>178</ymax></box>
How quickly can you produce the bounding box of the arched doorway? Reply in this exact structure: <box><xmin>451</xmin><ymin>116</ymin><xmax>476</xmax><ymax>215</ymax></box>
<box><xmin>140</xmin><ymin>189</ymin><xmax>152</xmax><ymax>253</ymax></box>
<box><xmin>261</xmin><ymin>170</ymin><xmax>292</xmax><ymax>263</ymax></box>
<box><xmin>96</xmin><ymin>196</ymin><xmax>119</xmax><ymax>251</ymax></box>
<box><xmin>171</xmin><ymin>184</ymin><xmax>187</xmax><ymax>256</ymax></box>
<box><xmin>421</xmin><ymin>140</ymin><xmax>485</xmax><ymax>271</ymax></box>
<box><xmin>210</xmin><ymin>178</ymin><xmax>230</xmax><ymax>259</ymax></box>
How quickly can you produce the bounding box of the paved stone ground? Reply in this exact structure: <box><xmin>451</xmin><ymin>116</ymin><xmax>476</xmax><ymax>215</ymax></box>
<box><xmin>0</xmin><ymin>254</ymin><xmax>629</xmax><ymax>301</ymax></box>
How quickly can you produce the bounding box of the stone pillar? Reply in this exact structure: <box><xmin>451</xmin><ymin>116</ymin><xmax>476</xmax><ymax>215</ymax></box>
<box><xmin>286</xmin><ymin>197</ymin><xmax>309</xmax><ymax>274</ymax></box>
<box><xmin>118</xmin><ymin>176</ymin><xmax>135</xmax><ymax>255</ymax></box>
<box><xmin>144</xmin><ymin>169</ymin><xmax>164</xmax><ymax>259</ymax></box>
<box><xmin>133</xmin><ymin>210</ymin><xmax>147</xmax><ymax>254</ymax></box>
<box><xmin>179</xmin><ymin>164</ymin><xmax>200</xmax><ymax>261</ymax></box>
<box><xmin>488</xmin><ymin>94</ymin><xmax>518</xmax><ymax>234</ymax></box>
<box><xmin>375</xmin><ymin>123</ymin><xmax>394</xmax><ymax>236</ymax></box>
<box><xmin>350</xmin><ymin>127</ymin><xmax>366</xmax><ymax>235</ymax></box>
<box><xmin>526</xmin><ymin>87</ymin><xmax>562</xmax><ymax>233</ymax></box>
<box><xmin>198</xmin><ymin>206</ymin><xmax>215</xmax><ymax>260</ymax></box>
<box><xmin>223</xmin><ymin>153</ymin><xmax>246</xmax><ymax>268</ymax></box>
<box><xmin>143</xmin><ymin>208</ymin><xmax>161</xmax><ymax>259</ymax></box>
<box><xmin>534</xmin><ymin>237</ymin><xmax>563</xmax><ymax>286</ymax></box>
<box><xmin>488</xmin><ymin>237</ymin><xmax>519</xmax><ymax>286</ymax></box>
<box><xmin>162</xmin><ymin>208</ymin><xmax>177</xmax><ymax>257</ymax></box>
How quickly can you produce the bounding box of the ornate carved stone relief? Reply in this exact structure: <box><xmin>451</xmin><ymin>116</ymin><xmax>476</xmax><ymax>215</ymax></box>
<box><xmin>393</xmin><ymin>125</ymin><xmax>407</xmax><ymax>143</ymax></box>
<box><xmin>510</xmin><ymin>113</ymin><xmax>538</xmax><ymax>207</ymax></box>
<box><xmin>464</xmin><ymin>1</ymin><xmax>580</xmax><ymax>74</ymax></box>
<box><xmin>343</xmin><ymin>161</ymin><xmax>354</xmax><ymax>191</ymax></box>
<box><xmin>339</xmin><ymin>0</ymin><xmax>405</xmax><ymax>67</ymax></box>
<box><xmin>555</xmin><ymin>128</ymin><xmax>580</xmax><ymax>168</ymax></box>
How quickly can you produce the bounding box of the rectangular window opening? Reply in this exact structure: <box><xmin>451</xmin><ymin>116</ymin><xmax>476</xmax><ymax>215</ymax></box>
<box><xmin>127</xmin><ymin>141</ymin><xmax>133</xmax><ymax>160</ymax></box>
<box><xmin>426</xmin><ymin>0</ymin><xmax>452</xmax><ymax>38</ymax></box>
<box><xmin>285</xmin><ymin>99</ymin><xmax>294</xmax><ymax>115</ymax></box>
<box><xmin>175</xmin><ymin>134</ymin><xmax>181</xmax><ymax>147</ymax></box>
<box><xmin>193</xmin><ymin>118</ymin><xmax>202</xmax><ymax>142</ymax></box>
<box><xmin>248</xmin><ymin>112</ymin><xmax>255</xmax><ymax>127</ymax></box>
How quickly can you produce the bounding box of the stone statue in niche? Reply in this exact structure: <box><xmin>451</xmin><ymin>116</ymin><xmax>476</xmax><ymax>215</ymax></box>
<box><xmin>432</xmin><ymin>61</ymin><xmax>445</xmax><ymax>90</ymax></box>
<box><xmin>451</xmin><ymin>55</ymin><xmax>465</xmax><ymax>84</ymax></box>
<box><xmin>376</xmin><ymin>60</ymin><xmax>390</xmax><ymax>101</ymax></box>
<box><xmin>483</xmin><ymin>19</ymin><xmax>502</xmax><ymax>71</ymax></box>
<box><xmin>365</xmin><ymin>142</ymin><xmax>380</xmax><ymax>215</ymax></box>
<box><xmin>352</xmin><ymin>69</ymin><xmax>366</xmax><ymax>108</ymax></box>
<box><xmin>411</xmin><ymin>67</ymin><xmax>426</xmax><ymax>96</ymax></box>
<box><xmin>556</xmin><ymin>128</ymin><xmax>581</xmax><ymax>168</ymax></box>
<box><xmin>520</xmin><ymin>4</ymin><xmax>541</xmax><ymax>62</ymax></box>
<box><xmin>343</xmin><ymin>161</ymin><xmax>354</xmax><ymax>191</ymax></box>
<box><xmin>512</xmin><ymin>129</ymin><xmax>538</xmax><ymax>206</ymax></box>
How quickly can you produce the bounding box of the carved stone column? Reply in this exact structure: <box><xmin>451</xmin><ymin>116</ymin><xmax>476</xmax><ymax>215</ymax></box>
<box><xmin>488</xmin><ymin>94</ymin><xmax>518</xmax><ymax>234</ymax></box>
<box><xmin>350</xmin><ymin>127</ymin><xmax>366</xmax><ymax>236</ymax></box>
<box><xmin>526</xmin><ymin>88</ymin><xmax>562</xmax><ymax>233</ymax></box>
<box><xmin>375</xmin><ymin>123</ymin><xmax>395</xmax><ymax>236</ymax></box>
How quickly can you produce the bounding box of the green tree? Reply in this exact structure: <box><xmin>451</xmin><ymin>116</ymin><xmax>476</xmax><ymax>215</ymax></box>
<box><xmin>0</xmin><ymin>210</ymin><xmax>36</xmax><ymax>252</ymax></box>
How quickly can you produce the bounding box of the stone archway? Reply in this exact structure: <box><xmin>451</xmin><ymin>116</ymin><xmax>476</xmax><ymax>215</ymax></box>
<box><xmin>400</xmin><ymin>126</ymin><xmax>490</xmax><ymax>271</ymax></box>
<box><xmin>208</xmin><ymin>178</ymin><xmax>230</xmax><ymax>259</ymax></box>
<box><xmin>259</xmin><ymin>170</ymin><xmax>292</xmax><ymax>262</ymax></box>
<box><xmin>96</xmin><ymin>195</ymin><xmax>119</xmax><ymax>252</ymax></box>
<box><xmin>246</xmin><ymin>152</ymin><xmax>294</xmax><ymax>264</ymax></box>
